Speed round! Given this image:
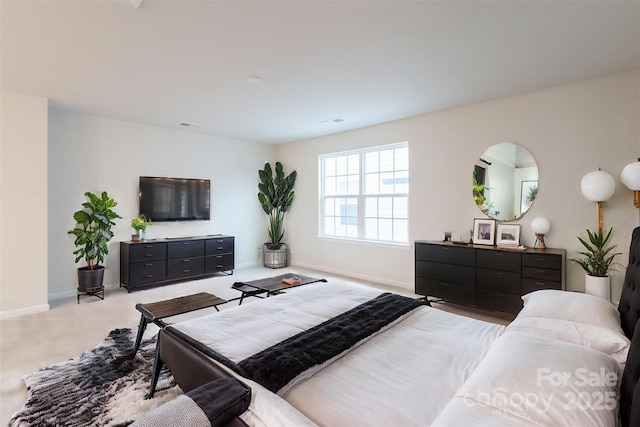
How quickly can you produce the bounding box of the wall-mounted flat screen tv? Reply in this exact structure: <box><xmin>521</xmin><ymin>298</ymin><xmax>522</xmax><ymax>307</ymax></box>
<box><xmin>139</xmin><ymin>176</ymin><xmax>210</xmax><ymax>222</ymax></box>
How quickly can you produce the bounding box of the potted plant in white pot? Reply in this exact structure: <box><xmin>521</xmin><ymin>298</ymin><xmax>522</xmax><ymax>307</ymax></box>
<box><xmin>258</xmin><ymin>162</ymin><xmax>297</xmax><ymax>268</ymax></box>
<box><xmin>130</xmin><ymin>214</ymin><xmax>152</xmax><ymax>241</ymax></box>
<box><xmin>68</xmin><ymin>191</ymin><xmax>122</xmax><ymax>300</ymax></box>
<box><xmin>571</xmin><ymin>227</ymin><xmax>621</xmax><ymax>301</ymax></box>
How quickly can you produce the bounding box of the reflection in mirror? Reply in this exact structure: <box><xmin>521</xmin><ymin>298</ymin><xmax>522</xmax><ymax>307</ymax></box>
<box><xmin>473</xmin><ymin>143</ymin><xmax>538</xmax><ymax>221</ymax></box>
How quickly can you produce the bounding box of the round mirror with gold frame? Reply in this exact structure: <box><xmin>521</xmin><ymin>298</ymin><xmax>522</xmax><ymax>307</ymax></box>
<box><xmin>473</xmin><ymin>143</ymin><xmax>538</xmax><ymax>221</ymax></box>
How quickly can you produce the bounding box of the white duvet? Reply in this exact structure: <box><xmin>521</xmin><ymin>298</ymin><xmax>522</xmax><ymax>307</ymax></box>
<box><xmin>173</xmin><ymin>281</ymin><xmax>505</xmax><ymax>426</ymax></box>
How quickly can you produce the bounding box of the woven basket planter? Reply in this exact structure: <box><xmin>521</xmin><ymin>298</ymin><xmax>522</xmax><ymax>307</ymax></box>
<box><xmin>263</xmin><ymin>243</ymin><xmax>288</xmax><ymax>269</ymax></box>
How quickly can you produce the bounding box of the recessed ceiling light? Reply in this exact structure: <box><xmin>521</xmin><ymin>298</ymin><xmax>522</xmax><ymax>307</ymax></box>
<box><xmin>178</xmin><ymin>122</ymin><xmax>202</xmax><ymax>128</ymax></box>
<box><xmin>321</xmin><ymin>118</ymin><xmax>345</xmax><ymax>125</ymax></box>
<box><xmin>247</xmin><ymin>76</ymin><xmax>263</xmax><ymax>84</ymax></box>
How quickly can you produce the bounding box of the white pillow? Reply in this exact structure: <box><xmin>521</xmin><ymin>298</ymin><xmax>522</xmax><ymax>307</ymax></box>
<box><xmin>506</xmin><ymin>317</ymin><xmax>630</xmax><ymax>370</ymax></box>
<box><xmin>432</xmin><ymin>331</ymin><xmax>620</xmax><ymax>427</ymax></box>
<box><xmin>519</xmin><ymin>289</ymin><xmax>622</xmax><ymax>332</ymax></box>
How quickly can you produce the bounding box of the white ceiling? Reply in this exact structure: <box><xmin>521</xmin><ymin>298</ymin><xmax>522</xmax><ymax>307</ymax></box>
<box><xmin>2</xmin><ymin>0</ymin><xmax>639</xmax><ymax>144</ymax></box>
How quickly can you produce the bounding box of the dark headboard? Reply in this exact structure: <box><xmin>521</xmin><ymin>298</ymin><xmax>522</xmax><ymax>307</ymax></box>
<box><xmin>619</xmin><ymin>227</ymin><xmax>640</xmax><ymax>339</ymax></box>
<box><xmin>618</xmin><ymin>226</ymin><xmax>640</xmax><ymax>427</ymax></box>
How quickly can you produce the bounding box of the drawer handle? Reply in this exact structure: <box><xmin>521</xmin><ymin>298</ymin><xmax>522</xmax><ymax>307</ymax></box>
<box><xmin>183</xmin><ymin>269</ymin><xmax>190</xmax><ymax>273</ymax></box>
<box><xmin>145</xmin><ymin>254</ymin><xmax>153</xmax><ymax>257</ymax></box>
<box><xmin>144</xmin><ymin>274</ymin><xmax>153</xmax><ymax>278</ymax></box>
<box><xmin>145</xmin><ymin>263</ymin><xmax>153</xmax><ymax>267</ymax></box>
<box><xmin>536</xmin><ymin>270</ymin><xmax>545</xmax><ymax>273</ymax></box>
<box><xmin>494</xmin><ymin>253</ymin><xmax>503</xmax><ymax>256</ymax></box>
<box><xmin>144</xmin><ymin>245</ymin><xmax>153</xmax><ymax>248</ymax></box>
<box><xmin>216</xmin><ymin>240</ymin><xmax>224</xmax><ymax>243</ymax></box>
<box><xmin>217</xmin><ymin>264</ymin><xmax>223</xmax><ymax>268</ymax></box>
<box><xmin>217</xmin><ymin>247</ymin><xmax>223</xmax><ymax>250</ymax></box>
<box><xmin>536</xmin><ymin>282</ymin><xmax>545</xmax><ymax>286</ymax></box>
<box><xmin>216</xmin><ymin>255</ymin><xmax>222</xmax><ymax>259</ymax></box>
<box><xmin>495</xmin><ymin>272</ymin><xmax>504</xmax><ymax>275</ymax></box>
<box><xmin>183</xmin><ymin>259</ymin><xmax>190</xmax><ymax>262</ymax></box>
<box><xmin>536</xmin><ymin>258</ymin><xmax>545</xmax><ymax>261</ymax></box>
<box><xmin>183</xmin><ymin>242</ymin><xmax>190</xmax><ymax>245</ymax></box>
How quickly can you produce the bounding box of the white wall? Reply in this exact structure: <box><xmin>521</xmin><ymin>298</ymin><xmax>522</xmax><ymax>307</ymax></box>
<box><xmin>485</xmin><ymin>159</ymin><xmax>513</xmax><ymax>219</ymax></box>
<box><xmin>0</xmin><ymin>90</ymin><xmax>49</xmax><ymax>318</ymax></box>
<box><xmin>278</xmin><ymin>70</ymin><xmax>640</xmax><ymax>300</ymax></box>
<box><xmin>3</xmin><ymin>69</ymin><xmax>638</xmax><ymax>312</ymax></box>
<box><xmin>48</xmin><ymin>111</ymin><xmax>275</xmax><ymax>298</ymax></box>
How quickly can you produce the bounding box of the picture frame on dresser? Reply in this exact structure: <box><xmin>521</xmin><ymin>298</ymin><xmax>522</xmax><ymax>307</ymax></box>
<box><xmin>496</xmin><ymin>223</ymin><xmax>520</xmax><ymax>246</ymax></box>
<box><xmin>472</xmin><ymin>218</ymin><xmax>496</xmax><ymax>245</ymax></box>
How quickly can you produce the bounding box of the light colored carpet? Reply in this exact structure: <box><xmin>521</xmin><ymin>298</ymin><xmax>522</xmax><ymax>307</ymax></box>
<box><xmin>0</xmin><ymin>265</ymin><xmax>511</xmax><ymax>425</ymax></box>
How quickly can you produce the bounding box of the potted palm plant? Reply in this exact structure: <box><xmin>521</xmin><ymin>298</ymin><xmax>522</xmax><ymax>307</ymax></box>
<box><xmin>472</xmin><ymin>175</ymin><xmax>494</xmax><ymax>216</ymax></box>
<box><xmin>258</xmin><ymin>162</ymin><xmax>297</xmax><ymax>268</ymax></box>
<box><xmin>130</xmin><ymin>214</ymin><xmax>152</xmax><ymax>241</ymax></box>
<box><xmin>570</xmin><ymin>227</ymin><xmax>621</xmax><ymax>301</ymax></box>
<box><xmin>68</xmin><ymin>191</ymin><xmax>122</xmax><ymax>298</ymax></box>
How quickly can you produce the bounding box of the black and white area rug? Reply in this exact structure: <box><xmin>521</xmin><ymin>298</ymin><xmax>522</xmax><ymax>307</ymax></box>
<box><xmin>9</xmin><ymin>328</ymin><xmax>182</xmax><ymax>427</ymax></box>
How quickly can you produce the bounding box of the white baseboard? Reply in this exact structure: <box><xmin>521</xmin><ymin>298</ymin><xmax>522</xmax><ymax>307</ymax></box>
<box><xmin>0</xmin><ymin>303</ymin><xmax>50</xmax><ymax>320</ymax></box>
<box><xmin>236</xmin><ymin>261</ymin><xmax>258</xmax><ymax>269</ymax></box>
<box><xmin>291</xmin><ymin>261</ymin><xmax>412</xmax><ymax>291</ymax></box>
<box><xmin>48</xmin><ymin>289</ymin><xmax>77</xmax><ymax>300</ymax></box>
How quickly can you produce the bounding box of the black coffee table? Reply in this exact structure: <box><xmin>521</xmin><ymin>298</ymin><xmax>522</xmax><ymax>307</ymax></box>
<box><xmin>232</xmin><ymin>274</ymin><xmax>326</xmax><ymax>304</ymax></box>
<box><xmin>133</xmin><ymin>292</ymin><xmax>227</xmax><ymax>353</ymax></box>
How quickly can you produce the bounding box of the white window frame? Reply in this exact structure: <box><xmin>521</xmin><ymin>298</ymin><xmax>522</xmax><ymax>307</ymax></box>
<box><xmin>319</xmin><ymin>142</ymin><xmax>409</xmax><ymax>245</ymax></box>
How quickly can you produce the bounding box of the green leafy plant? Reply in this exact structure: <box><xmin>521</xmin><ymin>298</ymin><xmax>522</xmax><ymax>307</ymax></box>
<box><xmin>258</xmin><ymin>162</ymin><xmax>297</xmax><ymax>247</ymax></box>
<box><xmin>131</xmin><ymin>214</ymin><xmax>152</xmax><ymax>232</ymax></box>
<box><xmin>472</xmin><ymin>176</ymin><xmax>494</xmax><ymax>216</ymax></box>
<box><xmin>68</xmin><ymin>191</ymin><xmax>122</xmax><ymax>270</ymax></box>
<box><xmin>526</xmin><ymin>185</ymin><xmax>538</xmax><ymax>204</ymax></box>
<box><xmin>571</xmin><ymin>227</ymin><xmax>621</xmax><ymax>277</ymax></box>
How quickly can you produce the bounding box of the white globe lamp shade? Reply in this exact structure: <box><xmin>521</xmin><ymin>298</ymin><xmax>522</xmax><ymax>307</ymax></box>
<box><xmin>621</xmin><ymin>159</ymin><xmax>640</xmax><ymax>208</ymax></box>
<box><xmin>621</xmin><ymin>160</ymin><xmax>640</xmax><ymax>191</ymax></box>
<box><xmin>531</xmin><ymin>217</ymin><xmax>550</xmax><ymax>235</ymax></box>
<box><xmin>580</xmin><ymin>170</ymin><xmax>615</xmax><ymax>202</ymax></box>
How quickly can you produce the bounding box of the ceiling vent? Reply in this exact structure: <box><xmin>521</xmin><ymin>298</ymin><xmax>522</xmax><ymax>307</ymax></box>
<box><xmin>178</xmin><ymin>122</ymin><xmax>202</xmax><ymax>128</ymax></box>
<box><xmin>321</xmin><ymin>118</ymin><xmax>345</xmax><ymax>125</ymax></box>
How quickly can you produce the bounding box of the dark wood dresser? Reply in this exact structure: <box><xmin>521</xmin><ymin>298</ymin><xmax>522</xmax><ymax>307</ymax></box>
<box><xmin>120</xmin><ymin>235</ymin><xmax>234</xmax><ymax>292</ymax></box>
<box><xmin>415</xmin><ymin>241</ymin><xmax>565</xmax><ymax>314</ymax></box>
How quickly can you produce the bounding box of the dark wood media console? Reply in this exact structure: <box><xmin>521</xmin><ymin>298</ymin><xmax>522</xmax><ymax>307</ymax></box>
<box><xmin>120</xmin><ymin>235</ymin><xmax>234</xmax><ymax>292</ymax></box>
<box><xmin>415</xmin><ymin>240</ymin><xmax>565</xmax><ymax>314</ymax></box>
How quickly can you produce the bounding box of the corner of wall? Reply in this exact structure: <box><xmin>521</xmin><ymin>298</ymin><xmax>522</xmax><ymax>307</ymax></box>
<box><xmin>0</xmin><ymin>90</ymin><xmax>49</xmax><ymax>313</ymax></box>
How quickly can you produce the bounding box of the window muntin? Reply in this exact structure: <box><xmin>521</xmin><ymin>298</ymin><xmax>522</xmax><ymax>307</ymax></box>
<box><xmin>319</xmin><ymin>142</ymin><xmax>408</xmax><ymax>244</ymax></box>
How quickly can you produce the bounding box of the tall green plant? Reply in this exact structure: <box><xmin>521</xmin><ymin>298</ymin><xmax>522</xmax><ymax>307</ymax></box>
<box><xmin>68</xmin><ymin>191</ymin><xmax>122</xmax><ymax>270</ymax></box>
<box><xmin>571</xmin><ymin>227</ymin><xmax>621</xmax><ymax>277</ymax></box>
<box><xmin>258</xmin><ymin>162</ymin><xmax>297</xmax><ymax>246</ymax></box>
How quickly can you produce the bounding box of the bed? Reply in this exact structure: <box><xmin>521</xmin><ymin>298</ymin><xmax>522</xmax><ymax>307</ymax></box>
<box><xmin>140</xmin><ymin>226</ymin><xmax>640</xmax><ymax>427</ymax></box>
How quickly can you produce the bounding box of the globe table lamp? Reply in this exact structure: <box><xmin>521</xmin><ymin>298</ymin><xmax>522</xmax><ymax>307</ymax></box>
<box><xmin>621</xmin><ymin>158</ymin><xmax>640</xmax><ymax>208</ymax></box>
<box><xmin>531</xmin><ymin>217</ymin><xmax>550</xmax><ymax>249</ymax></box>
<box><xmin>580</xmin><ymin>168</ymin><xmax>615</xmax><ymax>231</ymax></box>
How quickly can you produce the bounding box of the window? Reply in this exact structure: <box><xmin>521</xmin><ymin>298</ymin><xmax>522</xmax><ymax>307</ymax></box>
<box><xmin>319</xmin><ymin>142</ymin><xmax>408</xmax><ymax>244</ymax></box>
